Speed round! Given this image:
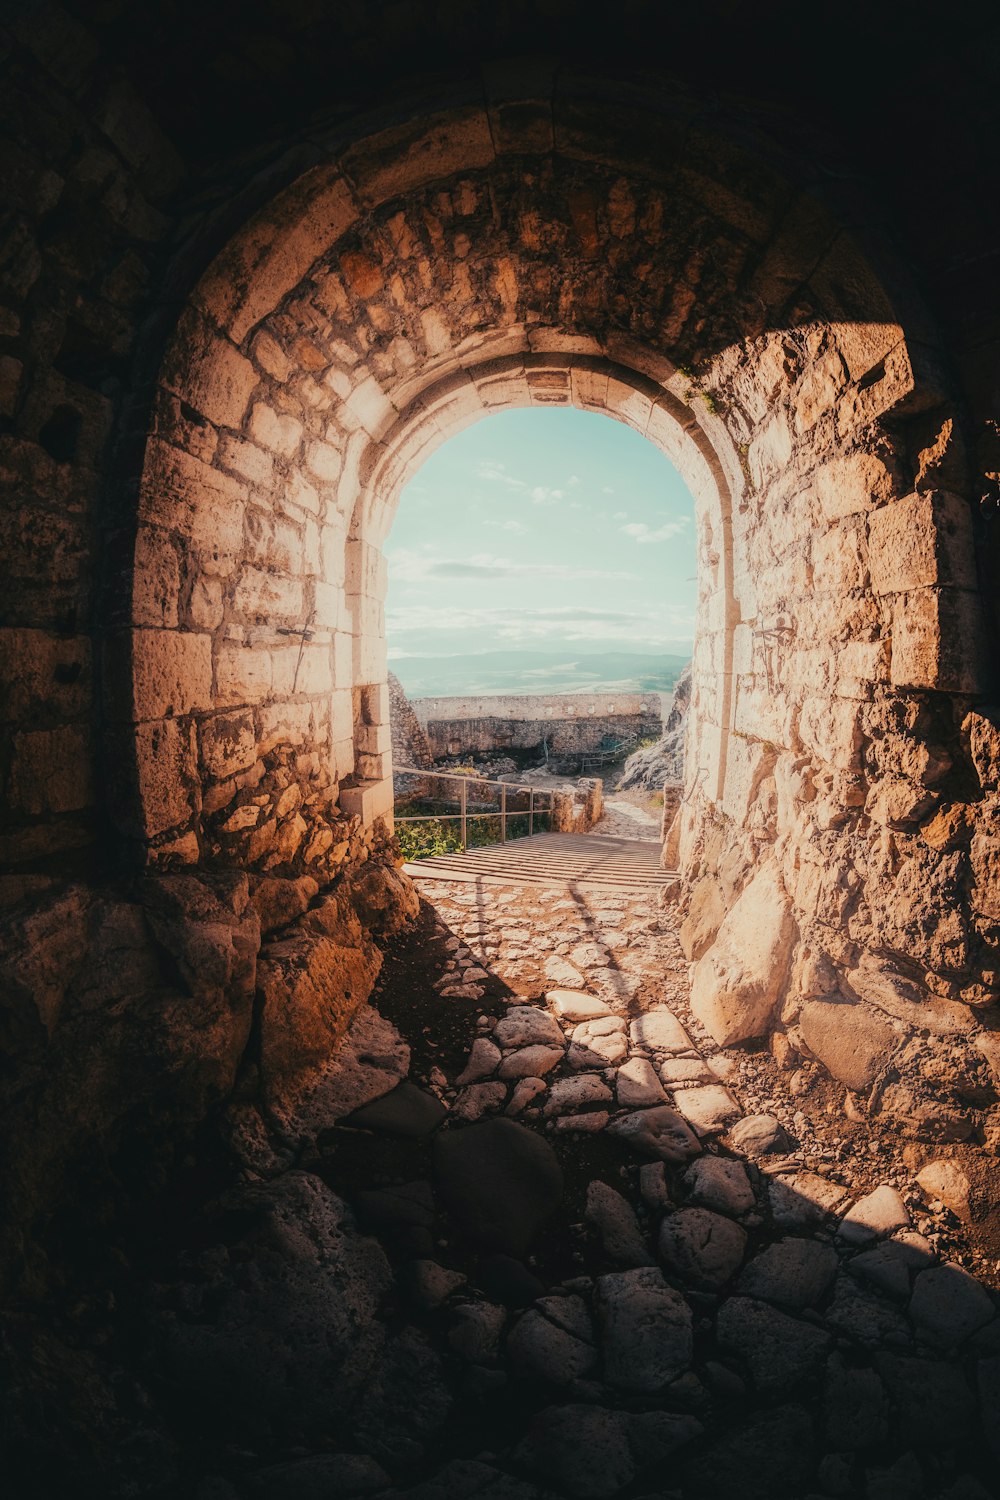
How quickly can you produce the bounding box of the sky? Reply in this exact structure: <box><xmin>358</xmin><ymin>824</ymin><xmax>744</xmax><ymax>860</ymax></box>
<box><xmin>385</xmin><ymin>407</ymin><xmax>696</xmax><ymax>660</ymax></box>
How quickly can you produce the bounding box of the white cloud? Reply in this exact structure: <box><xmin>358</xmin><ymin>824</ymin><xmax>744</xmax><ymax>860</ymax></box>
<box><xmin>568</xmin><ymin>474</ymin><xmax>581</xmax><ymax>487</ymax></box>
<box><xmin>476</xmin><ymin>461</ymin><xmax>526</xmax><ymax>491</ymax></box>
<box><xmin>620</xmin><ymin>519</ymin><xmax>690</xmax><ymax>545</ymax></box>
<box><xmin>612</xmin><ymin>510</ymin><xmax>627</xmax><ymax>521</ymax></box>
<box><xmin>602</xmin><ymin>486</ymin><xmax>615</xmax><ymax>495</ymax></box>
<box><xmin>530</xmin><ymin>484</ymin><xmax>565</xmax><ymax>505</ymax></box>
<box><xmin>485</xmin><ymin>517</ymin><xmax>528</xmax><ymax>535</ymax></box>
<box><xmin>387</xmin><ymin>547</ymin><xmax>634</xmax><ymax>584</ymax></box>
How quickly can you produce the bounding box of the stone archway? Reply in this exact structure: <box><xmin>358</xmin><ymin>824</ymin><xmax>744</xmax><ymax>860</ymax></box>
<box><xmin>127</xmin><ymin>72</ymin><xmax>993</xmax><ymax>1080</ymax></box>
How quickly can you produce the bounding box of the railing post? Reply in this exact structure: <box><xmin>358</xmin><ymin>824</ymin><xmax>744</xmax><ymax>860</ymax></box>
<box><xmin>460</xmin><ymin>777</ymin><xmax>468</xmax><ymax>851</ymax></box>
<box><xmin>500</xmin><ymin>782</ymin><xmax>506</xmax><ymax>843</ymax></box>
<box><xmin>528</xmin><ymin>787</ymin><xmax>534</xmax><ymax>837</ymax></box>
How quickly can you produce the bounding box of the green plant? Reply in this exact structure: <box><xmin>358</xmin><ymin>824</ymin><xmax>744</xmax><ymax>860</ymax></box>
<box><xmin>395</xmin><ymin>818</ymin><xmax>464</xmax><ymax>860</ymax></box>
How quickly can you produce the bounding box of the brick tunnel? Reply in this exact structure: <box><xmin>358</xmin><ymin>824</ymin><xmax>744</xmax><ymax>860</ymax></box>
<box><xmin>1</xmin><ymin>4</ymin><xmax>1000</xmax><ymax>1497</ymax></box>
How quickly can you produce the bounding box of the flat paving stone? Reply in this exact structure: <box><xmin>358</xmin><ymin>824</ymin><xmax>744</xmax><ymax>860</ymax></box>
<box><xmin>493</xmin><ymin>1007</ymin><xmax>565</xmax><ymax>1050</ymax></box>
<box><xmin>547</xmin><ymin>989</ymin><xmax>611</xmax><ymax>1022</ymax></box>
<box><xmin>585</xmin><ymin>1180</ymin><xmax>655</xmax><ymax>1267</ymax></box>
<box><xmin>497</xmin><ymin>1044</ymin><xmax>564</xmax><ymax>1079</ymax></box>
<box><xmin>672</xmin><ymin>1082</ymin><xmax>742</xmax><ymax>1135</ymax></box>
<box><xmin>838</xmin><ymin>1185</ymin><xmax>910</xmax><ymax>1246</ymax></box>
<box><xmin>629</xmin><ymin>1009</ymin><xmax>693</xmax><ymax>1053</ymax></box>
<box><xmin>615</xmin><ymin>1056</ymin><xmax>666</xmax><ymax>1107</ymax></box>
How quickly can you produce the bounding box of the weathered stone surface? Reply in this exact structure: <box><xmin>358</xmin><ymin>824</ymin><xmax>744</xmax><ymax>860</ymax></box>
<box><xmin>690</xmin><ymin>865</ymin><xmax>797</xmax><ymax>1045</ymax></box>
<box><xmin>506</xmin><ymin>1296</ymin><xmax>596</xmax><ymax>1384</ymax></box>
<box><xmin>659</xmin><ymin>1207</ymin><xmax>747</xmax><ymax>1288</ymax></box>
<box><xmin>684</xmin><ymin>1155</ymin><xmax>755</xmax><ymax>1216</ymax></box>
<box><xmin>738</xmin><ymin>1238</ymin><xmax>838</xmax><ymax>1310</ymax></box>
<box><xmin>837</xmin><ymin>1186</ymin><xmax>910</xmax><ymax>1246</ymax></box>
<box><xmin>595</xmin><ymin>1268</ymin><xmax>693</xmax><ymax>1391</ymax></box>
<box><xmin>729</xmin><ymin>1113</ymin><xmax>792</xmax><ymax>1156</ymax></box>
<box><xmin>493</xmin><ymin>1006</ymin><xmax>565</xmax><ymax>1049</ymax></box>
<box><xmin>915</xmin><ymin>1158</ymin><xmax>972</xmax><ymax>1220</ymax></box>
<box><xmin>544</xmin><ymin>1074</ymin><xmax>612</xmax><ymax>1116</ymax></box>
<box><xmin>607</xmin><ymin>1106</ymin><xmax>702</xmax><ymax>1163</ymax></box>
<box><xmin>585</xmin><ymin>1180</ymin><xmax>654</xmax><ymax>1266</ymax></box>
<box><xmin>614</xmin><ymin>1055</ymin><xmax>666</xmax><ymax>1106</ymax></box>
<box><xmin>345</xmin><ymin>1081</ymin><xmax>448</xmax><ymax>1137</ymax></box>
<box><xmin>716</xmin><ymin>1296</ymin><xmax>831</xmax><ymax>1396</ymax></box>
<box><xmin>155</xmin><ymin>1173</ymin><xmax>391</xmax><ymax>1436</ymax></box>
<box><xmin>497</xmin><ymin>1044</ymin><xmax>564</xmax><ymax>1079</ymax></box>
<box><xmin>547</xmin><ymin>988</ymin><xmax>611</xmax><ymax>1022</ymax></box>
<box><xmin>455</xmin><ymin>1036</ymin><xmax>502</xmax><ymax>1085</ymax></box>
<box><xmin>514</xmin><ymin>1405</ymin><xmax>634</xmax><ymax>1499</ymax></box>
<box><xmin>453</xmin><ymin>1082</ymin><xmax>507</xmax><ymax>1121</ymax></box>
<box><xmin>672</xmin><ymin>1082</ymin><xmax>741</xmax><ymax>1134</ymax></box>
<box><xmin>628</xmin><ymin>1007</ymin><xmax>693</xmax><ymax>1053</ymax></box>
<box><xmin>799</xmin><ymin>998</ymin><xmax>897</xmax><ymax>1093</ymax></box>
<box><xmin>432</xmin><ymin>1119</ymin><xmax>563</xmax><ymax>1256</ymax></box>
<box><xmin>823</xmin><ymin>1353</ymin><xmax>889</xmax><ymax>1452</ymax></box>
<box><xmin>908</xmin><ymin>1263</ymin><xmax>995</xmax><ymax>1347</ymax></box>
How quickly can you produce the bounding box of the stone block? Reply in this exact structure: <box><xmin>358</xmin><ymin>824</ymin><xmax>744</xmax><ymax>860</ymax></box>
<box><xmin>341</xmin><ymin>105</ymin><xmax>494</xmax><ymax>204</ymax></box>
<box><xmin>814</xmin><ymin>450</ymin><xmax>897</xmax><ymax>522</ymax></box>
<box><xmin>133</xmin><ymin>718</ymin><xmax>198</xmax><ymax>837</ymax></box>
<box><xmin>231</xmin><ymin>568</ymin><xmax>304</xmax><ymax>625</ymax></box>
<box><xmin>248</xmin><ymin>402</ymin><xmax>303</xmax><ymax>457</ymax></box>
<box><xmin>339</xmin><ymin>777</ymin><xmax>393</xmax><ymax>824</ymax></box>
<box><xmin>133</xmin><ymin>629</ymin><xmax>212</xmax><ymax>719</ymax></box>
<box><xmin>798</xmin><ymin>696</ymin><xmax>862</xmax><ymax>771</ymax></box>
<box><xmin>140</xmin><ymin>440</ymin><xmax>246</xmax><ymax>576</ymax></box>
<box><xmin>690</xmin><ymin>864</ymin><xmax>797</xmax><ymax>1045</ymax></box>
<box><xmin>161</xmin><ymin>309</ymin><xmax>257</xmax><ymax>430</ymax></box>
<box><xmin>799</xmin><ymin>998</ymin><xmax>897</xmax><ymax>1092</ymax></box>
<box><xmin>9</xmin><ymin>725</ymin><xmax>92</xmax><ymax>816</ymax></box>
<box><xmin>133</xmin><ymin>526</ymin><xmax>180</xmax><ymax>628</ymax></box>
<box><xmin>216</xmin><ymin>433</ymin><xmax>273</xmax><ymax>488</ymax></box>
<box><xmin>890</xmin><ymin>587</ymin><xmax>987</xmax><ymax>693</ymax></box>
<box><xmin>216</xmin><ymin>644</ymin><xmax>272</xmax><ymax>706</ymax></box>
<box><xmin>0</xmin><ymin>628</ymin><xmax>91</xmax><ymax>721</ymax></box>
<box><xmin>869</xmin><ymin>491</ymin><xmax>977</xmax><ymax>595</ymax></box>
<box><xmin>199</xmin><ymin>711</ymin><xmax>257</xmax><ymax>780</ymax></box>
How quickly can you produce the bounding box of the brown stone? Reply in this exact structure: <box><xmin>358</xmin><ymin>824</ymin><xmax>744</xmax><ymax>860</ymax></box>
<box><xmin>798</xmin><ymin>998</ymin><xmax>897</xmax><ymax>1092</ymax></box>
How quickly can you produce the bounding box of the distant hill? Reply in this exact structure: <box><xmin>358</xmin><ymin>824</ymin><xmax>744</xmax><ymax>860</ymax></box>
<box><xmin>390</xmin><ymin>649</ymin><xmax>692</xmax><ymax>698</ymax></box>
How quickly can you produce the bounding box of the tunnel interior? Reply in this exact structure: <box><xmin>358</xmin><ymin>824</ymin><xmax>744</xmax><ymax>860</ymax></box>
<box><xmin>1</xmin><ymin>4</ymin><xmax>1000</xmax><ymax>1497</ymax></box>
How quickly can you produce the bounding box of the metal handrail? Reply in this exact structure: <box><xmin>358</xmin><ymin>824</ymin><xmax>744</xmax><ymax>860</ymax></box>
<box><xmin>393</xmin><ymin>765</ymin><xmax>554</xmax><ymax>851</ymax></box>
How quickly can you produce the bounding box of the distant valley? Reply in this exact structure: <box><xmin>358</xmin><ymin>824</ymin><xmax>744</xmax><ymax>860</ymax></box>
<box><xmin>390</xmin><ymin>649</ymin><xmax>691</xmax><ymax>698</ymax></box>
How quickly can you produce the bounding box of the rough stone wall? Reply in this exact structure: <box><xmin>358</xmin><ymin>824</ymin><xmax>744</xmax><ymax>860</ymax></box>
<box><xmin>619</xmin><ymin>663</ymin><xmax>691</xmax><ymax>790</ymax></box>
<box><xmin>422</xmin><ymin>710</ymin><xmax>661</xmax><ymax>761</ymax></box>
<box><xmin>388</xmin><ymin>671</ymin><xmax>432</xmax><ymax>770</ymax></box>
<box><xmin>2</xmin><ymin>3</ymin><xmax>1000</xmax><ymax>1246</ymax></box>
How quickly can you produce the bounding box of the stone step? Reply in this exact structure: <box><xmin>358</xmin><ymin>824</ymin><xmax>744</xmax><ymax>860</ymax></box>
<box><xmin>404</xmin><ymin>833</ymin><xmax>677</xmax><ymax>891</ymax></box>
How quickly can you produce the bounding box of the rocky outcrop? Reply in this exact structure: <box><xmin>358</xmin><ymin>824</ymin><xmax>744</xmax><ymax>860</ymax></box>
<box><xmin>690</xmin><ymin>864</ymin><xmax>797</xmax><ymax>1046</ymax></box>
<box><xmin>618</xmin><ymin>665</ymin><xmax>691</xmax><ymax>792</ymax></box>
<box><xmin>388</xmin><ymin>671</ymin><xmax>432</xmax><ymax>774</ymax></box>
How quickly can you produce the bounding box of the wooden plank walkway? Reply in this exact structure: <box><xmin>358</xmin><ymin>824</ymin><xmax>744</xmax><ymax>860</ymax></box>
<box><xmin>403</xmin><ymin>832</ymin><xmax>676</xmax><ymax>891</ymax></box>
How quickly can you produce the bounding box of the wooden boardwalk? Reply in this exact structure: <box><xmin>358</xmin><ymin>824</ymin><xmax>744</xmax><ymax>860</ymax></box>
<box><xmin>403</xmin><ymin>832</ymin><xmax>676</xmax><ymax>892</ymax></box>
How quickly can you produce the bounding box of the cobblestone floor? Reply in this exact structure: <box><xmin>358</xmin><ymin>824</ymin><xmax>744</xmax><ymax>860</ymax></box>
<box><xmin>270</xmin><ymin>875</ymin><xmax>1000</xmax><ymax>1500</ymax></box>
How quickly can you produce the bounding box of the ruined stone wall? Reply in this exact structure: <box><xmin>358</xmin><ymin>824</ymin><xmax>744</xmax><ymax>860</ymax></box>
<box><xmin>387</xmin><ymin>671</ymin><xmax>432</xmax><ymax>771</ymax></box>
<box><xmin>422</xmin><ymin>711</ymin><xmax>661</xmax><ymax>761</ymax></box>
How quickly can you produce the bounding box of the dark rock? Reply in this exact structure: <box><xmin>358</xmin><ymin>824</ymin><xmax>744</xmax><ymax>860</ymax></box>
<box><xmin>432</xmin><ymin>1119</ymin><xmax>563</xmax><ymax>1256</ymax></box>
<box><xmin>346</xmin><ymin>1080</ymin><xmax>447</xmax><ymax>1137</ymax></box>
<box><xmin>680</xmin><ymin>1405</ymin><xmax>815</xmax><ymax>1500</ymax></box>
<box><xmin>716</xmin><ymin>1297</ymin><xmax>830</xmax><ymax>1397</ymax></box>
<box><xmin>352</xmin><ymin>1326</ymin><xmax>453</xmax><ymax>1467</ymax></box>
<box><xmin>822</xmin><ymin>1353</ymin><xmax>889</xmax><ymax>1451</ymax></box>
<box><xmin>153</xmin><ymin>1173</ymin><xmax>391</xmax><ymax>1441</ymax></box>
<box><xmin>908</xmin><ymin>1263</ymin><xmax>995</xmax><ymax>1348</ymax></box>
<box><xmin>596</xmin><ymin>1267</ymin><xmax>693</xmax><ymax>1392</ymax></box>
<box><xmin>249</xmin><ymin>1452</ymin><xmax>390</xmax><ymax>1499</ymax></box>
<box><xmin>507</xmin><ymin>1296</ymin><xmax>596</xmax><ymax>1384</ymax></box>
<box><xmin>737</xmin><ymin>1238</ymin><xmax>838</xmax><ymax>1311</ymax></box>
<box><xmin>658</xmin><ymin>1207</ymin><xmax>747</xmax><ymax>1289</ymax></box>
<box><xmin>513</xmin><ymin>1405</ymin><xmax>634</xmax><ymax>1499</ymax></box>
<box><xmin>874</xmin><ymin>1353</ymin><xmax>975</xmax><ymax>1447</ymax></box>
<box><xmin>478</xmin><ymin>1253</ymin><xmax>545</xmax><ymax>1308</ymax></box>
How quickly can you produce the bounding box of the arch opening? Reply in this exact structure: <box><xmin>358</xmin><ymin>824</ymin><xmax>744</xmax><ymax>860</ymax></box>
<box><xmin>123</xmin><ymin>80</ymin><xmax>995</xmax><ymax>1100</ymax></box>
